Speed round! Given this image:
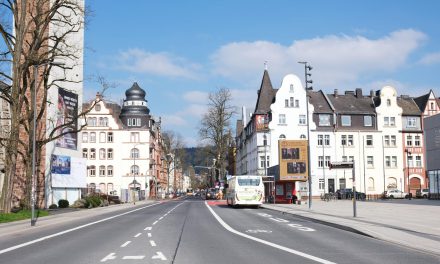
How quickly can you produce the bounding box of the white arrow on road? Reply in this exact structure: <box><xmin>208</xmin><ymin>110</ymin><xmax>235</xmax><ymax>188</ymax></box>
<box><xmin>152</xmin><ymin>251</ymin><xmax>167</xmax><ymax>260</ymax></box>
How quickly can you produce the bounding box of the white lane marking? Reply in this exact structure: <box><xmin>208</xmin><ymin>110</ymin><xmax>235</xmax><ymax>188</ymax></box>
<box><xmin>121</xmin><ymin>241</ymin><xmax>131</xmax><ymax>247</ymax></box>
<box><xmin>0</xmin><ymin>203</ymin><xmax>160</xmax><ymax>255</ymax></box>
<box><xmin>288</xmin><ymin>223</ymin><xmax>315</xmax><ymax>232</ymax></box>
<box><xmin>122</xmin><ymin>256</ymin><xmax>145</xmax><ymax>260</ymax></box>
<box><xmin>144</xmin><ymin>226</ymin><xmax>152</xmax><ymax>230</ymax></box>
<box><xmin>152</xmin><ymin>251</ymin><xmax>167</xmax><ymax>260</ymax></box>
<box><xmin>259</xmin><ymin>213</ymin><xmax>315</xmax><ymax>232</ymax></box>
<box><xmin>153</xmin><ymin>220</ymin><xmax>158</xmax><ymax>225</ymax></box>
<box><xmin>205</xmin><ymin>201</ymin><xmax>336</xmax><ymax>264</ymax></box>
<box><xmin>270</xmin><ymin>217</ymin><xmax>289</xmax><ymax>223</ymax></box>
<box><xmin>134</xmin><ymin>233</ymin><xmax>142</xmax><ymax>238</ymax></box>
<box><xmin>101</xmin><ymin>253</ymin><xmax>116</xmax><ymax>262</ymax></box>
<box><xmin>246</xmin><ymin>229</ymin><xmax>272</xmax><ymax>233</ymax></box>
<box><xmin>150</xmin><ymin>240</ymin><xmax>157</xmax><ymax>247</ymax></box>
<box><xmin>159</xmin><ymin>216</ymin><xmax>164</xmax><ymax>220</ymax></box>
<box><xmin>147</xmin><ymin>233</ymin><xmax>152</xmax><ymax>237</ymax></box>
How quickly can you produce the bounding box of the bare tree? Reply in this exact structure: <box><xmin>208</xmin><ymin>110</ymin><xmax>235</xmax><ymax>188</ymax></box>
<box><xmin>199</xmin><ymin>87</ymin><xmax>235</xmax><ymax>186</ymax></box>
<box><xmin>162</xmin><ymin>130</ymin><xmax>186</xmax><ymax>192</ymax></box>
<box><xmin>0</xmin><ymin>0</ymin><xmax>102</xmax><ymax>213</ymax></box>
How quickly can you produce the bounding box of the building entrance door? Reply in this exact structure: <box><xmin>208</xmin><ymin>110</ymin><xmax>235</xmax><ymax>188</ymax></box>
<box><xmin>328</xmin><ymin>179</ymin><xmax>335</xmax><ymax>193</ymax></box>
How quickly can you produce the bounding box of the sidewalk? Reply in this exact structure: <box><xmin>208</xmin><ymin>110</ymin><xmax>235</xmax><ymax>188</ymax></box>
<box><xmin>261</xmin><ymin>199</ymin><xmax>440</xmax><ymax>256</ymax></box>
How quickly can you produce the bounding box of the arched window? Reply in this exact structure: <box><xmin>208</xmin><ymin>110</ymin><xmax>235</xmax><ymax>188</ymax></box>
<box><xmin>89</xmin><ymin>183</ymin><xmax>96</xmax><ymax>190</ymax></box>
<box><xmin>131</xmin><ymin>148</ymin><xmax>139</xmax><ymax>159</ymax></box>
<box><xmin>107</xmin><ymin>149</ymin><xmax>113</xmax><ymax>159</ymax></box>
<box><xmin>104</xmin><ymin>117</ymin><xmax>109</xmax><ymax>126</ymax></box>
<box><xmin>107</xmin><ymin>132</ymin><xmax>113</xmax><ymax>142</ymax></box>
<box><xmin>99</xmin><ymin>148</ymin><xmax>106</xmax><ymax>159</ymax></box>
<box><xmin>90</xmin><ymin>149</ymin><xmax>96</xmax><ymax>159</ymax></box>
<box><xmin>100</xmin><ymin>132</ymin><xmax>106</xmax><ymax>143</ymax></box>
<box><xmin>300</xmin><ymin>134</ymin><xmax>306</xmax><ymax>139</ymax></box>
<box><xmin>368</xmin><ymin>177</ymin><xmax>375</xmax><ymax>191</ymax></box>
<box><xmin>82</xmin><ymin>132</ymin><xmax>88</xmax><ymax>142</ymax></box>
<box><xmin>99</xmin><ymin>117</ymin><xmax>105</xmax><ymax>126</ymax></box>
<box><xmin>99</xmin><ymin>165</ymin><xmax>105</xmax><ymax>176</ymax></box>
<box><xmin>90</xmin><ymin>132</ymin><xmax>96</xmax><ymax>143</ymax></box>
<box><xmin>131</xmin><ymin>165</ymin><xmax>139</xmax><ymax>175</ymax></box>
<box><xmin>279</xmin><ymin>134</ymin><xmax>286</xmax><ymax>139</ymax></box>
<box><xmin>99</xmin><ymin>183</ymin><xmax>106</xmax><ymax>193</ymax></box>
<box><xmin>107</xmin><ymin>166</ymin><xmax>113</xmax><ymax>177</ymax></box>
<box><xmin>89</xmin><ymin>165</ymin><xmax>96</xmax><ymax>176</ymax></box>
<box><xmin>387</xmin><ymin>177</ymin><xmax>397</xmax><ymax>189</ymax></box>
<box><xmin>107</xmin><ymin>183</ymin><xmax>114</xmax><ymax>192</ymax></box>
<box><xmin>82</xmin><ymin>148</ymin><xmax>88</xmax><ymax>158</ymax></box>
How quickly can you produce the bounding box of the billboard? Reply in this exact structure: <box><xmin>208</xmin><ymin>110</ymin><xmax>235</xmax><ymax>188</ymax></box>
<box><xmin>51</xmin><ymin>155</ymin><xmax>87</xmax><ymax>188</ymax></box>
<box><xmin>55</xmin><ymin>88</ymin><xmax>78</xmax><ymax>150</ymax></box>
<box><xmin>279</xmin><ymin>140</ymin><xmax>308</xmax><ymax>181</ymax></box>
<box><xmin>255</xmin><ymin>114</ymin><xmax>269</xmax><ymax>132</ymax></box>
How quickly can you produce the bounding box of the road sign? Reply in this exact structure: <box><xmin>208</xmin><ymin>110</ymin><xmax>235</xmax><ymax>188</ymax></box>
<box><xmin>329</xmin><ymin>161</ymin><xmax>354</xmax><ymax>169</ymax></box>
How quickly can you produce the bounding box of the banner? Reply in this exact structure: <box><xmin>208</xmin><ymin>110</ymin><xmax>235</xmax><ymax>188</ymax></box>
<box><xmin>51</xmin><ymin>155</ymin><xmax>87</xmax><ymax>188</ymax></box>
<box><xmin>279</xmin><ymin>140</ymin><xmax>308</xmax><ymax>181</ymax></box>
<box><xmin>55</xmin><ymin>88</ymin><xmax>78</xmax><ymax>150</ymax></box>
<box><xmin>255</xmin><ymin>114</ymin><xmax>269</xmax><ymax>132</ymax></box>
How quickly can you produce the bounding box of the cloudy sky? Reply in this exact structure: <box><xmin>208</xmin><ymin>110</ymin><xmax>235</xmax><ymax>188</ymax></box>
<box><xmin>84</xmin><ymin>0</ymin><xmax>440</xmax><ymax>147</ymax></box>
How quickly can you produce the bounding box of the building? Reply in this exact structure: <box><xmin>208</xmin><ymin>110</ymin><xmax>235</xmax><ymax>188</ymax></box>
<box><xmin>424</xmin><ymin>113</ymin><xmax>440</xmax><ymax>199</ymax></box>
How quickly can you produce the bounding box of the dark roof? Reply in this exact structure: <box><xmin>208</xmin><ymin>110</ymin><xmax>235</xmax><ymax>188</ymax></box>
<box><xmin>327</xmin><ymin>89</ymin><xmax>375</xmax><ymax>114</ymax></box>
<box><xmin>254</xmin><ymin>70</ymin><xmax>275</xmax><ymax>114</ymax></box>
<box><xmin>413</xmin><ymin>90</ymin><xmax>431</xmax><ymax>112</ymax></box>
<box><xmin>125</xmin><ymin>82</ymin><xmax>147</xmax><ymax>101</ymax></box>
<box><xmin>82</xmin><ymin>100</ymin><xmax>124</xmax><ymax>128</ymax></box>
<box><xmin>397</xmin><ymin>96</ymin><xmax>422</xmax><ymax>116</ymax></box>
<box><xmin>308</xmin><ymin>90</ymin><xmax>333</xmax><ymax>113</ymax></box>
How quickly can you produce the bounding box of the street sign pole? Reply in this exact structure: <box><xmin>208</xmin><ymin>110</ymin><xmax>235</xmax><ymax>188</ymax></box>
<box><xmin>352</xmin><ymin>160</ymin><xmax>356</xmax><ymax>218</ymax></box>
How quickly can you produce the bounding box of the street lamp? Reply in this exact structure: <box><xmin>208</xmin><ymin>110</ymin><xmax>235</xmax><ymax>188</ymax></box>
<box><xmin>405</xmin><ymin>149</ymin><xmax>412</xmax><ymax>200</ymax></box>
<box><xmin>298</xmin><ymin>61</ymin><xmax>313</xmax><ymax>209</ymax></box>
<box><xmin>31</xmin><ymin>62</ymin><xmax>64</xmax><ymax>227</ymax></box>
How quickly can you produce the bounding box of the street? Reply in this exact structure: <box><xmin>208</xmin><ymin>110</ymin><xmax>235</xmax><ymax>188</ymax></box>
<box><xmin>0</xmin><ymin>197</ymin><xmax>439</xmax><ymax>264</ymax></box>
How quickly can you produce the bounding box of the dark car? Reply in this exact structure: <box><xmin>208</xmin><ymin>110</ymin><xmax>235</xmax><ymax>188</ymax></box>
<box><xmin>205</xmin><ymin>188</ymin><xmax>217</xmax><ymax>200</ymax></box>
<box><xmin>336</xmin><ymin>188</ymin><xmax>366</xmax><ymax>200</ymax></box>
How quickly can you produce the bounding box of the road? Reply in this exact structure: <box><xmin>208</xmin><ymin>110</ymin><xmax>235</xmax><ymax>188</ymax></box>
<box><xmin>0</xmin><ymin>196</ymin><xmax>439</xmax><ymax>264</ymax></box>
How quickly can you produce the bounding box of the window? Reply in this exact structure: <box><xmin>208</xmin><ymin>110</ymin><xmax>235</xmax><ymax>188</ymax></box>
<box><xmin>99</xmin><ymin>166</ymin><xmax>105</xmax><ymax>177</ymax></box>
<box><xmin>279</xmin><ymin>114</ymin><xmax>286</xmax><ymax>124</ymax></box>
<box><xmin>339</xmin><ymin>178</ymin><xmax>346</xmax><ymax>189</ymax></box>
<box><xmin>415</xmin><ymin>136</ymin><xmax>421</xmax><ymax>146</ymax></box>
<box><xmin>342</xmin><ymin>156</ymin><xmax>347</xmax><ymax>162</ymax></box>
<box><xmin>260</xmin><ymin>156</ymin><xmax>265</xmax><ymax>168</ymax></box>
<box><xmin>385</xmin><ymin>156</ymin><xmax>391</xmax><ymax>168</ymax></box>
<box><xmin>319</xmin><ymin>179</ymin><xmax>324</xmax><ymax>190</ymax></box>
<box><xmin>130</xmin><ymin>132</ymin><xmax>139</xmax><ymax>142</ymax></box>
<box><xmin>300</xmin><ymin>134</ymin><xmax>306</xmax><ymax>139</ymax></box>
<box><xmin>384</xmin><ymin>117</ymin><xmax>389</xmax><ymax>126</ymax></box>
<box><xmin>384</xmin><ymin>135</ymin><xmax>390</xmax><ymax>146</ymax></box>
<box><xmin>107</xmin><ymin>183</ymin><xmax>114</xmax><ymax>192</ymax></box>
<box><xmin>107</xmin><ymin>166</ymin><xmax>113</xmax><ymax>177</ymax></box>
<box><xmin>103</xmin><ymin>117</ymin><xmax>108</xmax><ymax>126</ymax></box>
<box><xmin>431</xmin><ymin>102</ymin><xmax>435</xmax><ymax>110</ymax></box>
<box><xmin>299</xmin><ymin>115</ymin><xmax>306</xmax><ymax>125</ymax></box>
<box><xmin>390</xmin><ymin>117</ymin><xmax>395</xmax><ymax>126</ymax></box>
<box><xmin>279</xmin><ymin>134</ymin><xmax>286</xmax><ymax>139</ymax></box>
<box><xmin>319</xmin><ymin>114</ymin><xmax>331</xmax><ymax>126</ymax></box>
<box><xmin>366</xmin><ymin>135</ymin><xmax>373</xmax><ymax>146</ymax></box>
<box><xmin>349</xmin><ymin>156</ymin><xmax>354</xmax><ymax>162</ymax></box>
<box><xmin>99</xmin><ymin>117</ymin><xmax>105</xmax><ymax>126</ymax></box>
<box><xmin>408</xmin><ymin>156</ymin><xmax>413</xmax><ymax>167</ymax></box>
<box><xmin>324</xmin><ymin>135</ymin><xmax>330</xmax><ymax>146</ymax></box>
<box><xmin>107</xmin><ymin>148</ymin><xmax>113</xmax><ymax>159</ymax></box>
<box><xmin>99</xmin><ymin>183</ymin><xmax>106</xmax><ymax>193</ymax></box>
<box><xmin>285</xmin><ymin>99</ymin><xmax>289</xmax><ymax>107</ymax></box>
<box><xmin>95</xmin><ymin>104</ymin><xmax>101</xmax><ymax>111</ymax></box>
<box><xmin>367</xmin><ymin>156</ymin><xmax>374</xmax><ymax>167</ymax></box>
<box><xmin>89</xmin><ymin>166</ymin><xmax>96</xmax><ymax>177</ymax></box>
<box><xmin>136</xmin><ymin>118</ymin><xmax>141</xmax><ymax>126</ymax></box>
<box><xmin>100</xmin><ymin>132</ymin><xmax>106</xmax><ymax>143</ymax></box>
<box><xmin>416</xmin><ymin>156</ymin><xmax>422</xmax><ymax>167</ymax></box>
<box><xmin>99</xmin><ymin>148</ymin><xmax>106</xmax><ymax>159</ymax></box>
<box><xmin>348</xmin><ymin>135</ymin><xmax>354</xmax><ymax>146</ymax></box>
<box><xmin>290</xmin><ymin>97</ymin><xmax>294</xmax><ymax>107</ymax></box>
<box><xmin>368</xmin><ymin>177</ymin><xmax>375</xmax><ymax>191</ymax></box>
<box><xmin>392</xmin><ymin>156</ymin><xmax>397</xmax><ymax>168</ymax></box>
<box><xmin>387</xmin><ymin>99</ymin><xmax>391</xmax><ymax>106</ymax></box>
<box><xmin>90</xmin><ymin>148</ymin><xmax>96</xmax><ymax>159</ymax></box>
<box><xmin>407</xmin><ymin>117</ymin><xmax>416</xmax><ymax>128</ymax></box>
<box><xmin>391</xmin><ymin>135</ymin><xmax>396</xmax><ymax>146</ymax></box>
<box><xmin>82</xmin><ymin>132</ymin><xmax>88</xmax><ymax>143</ymax></box>
<box><xmin>131</xmin><ymin>148</ymin><xmax>140</xmax><ymax>159</ymax></box>
<box><xmin>318</xmin><ymin>156</ymin><xmax>324</xmax><ymax>168</ymax></box>
<box><xmin>407</xmin><ymin>135</ymin><xmax>412</xmax><ymax>146</ymax></box>
<box><xmin>318</xmin><ymin>135</ymin><xmax>323</xmax><ymax>146</ymax></box>
<box><xmin>364</xmin><ymin>116</ymin><xmax>372</xmax><ymax>127</ymax></box>
<box><xmin>90</xmin><ymin>132</ymin><xmax>96</xmax><ymax>143</ymax></box>
<box><xmin>107</xmin><ymin>132</ymin><xmax>113</xmax><ymax>143</ymax></box>
<box><xmin>82</xmin><ymin>148</ymin><xmax>88</xmax><ymax>158</ymax></box>
<box><xmin>266</xmin><ymin>156</ymin><xmax>270</xmax><ymax>168</ymax></box>
<box><xmin>341</xmin><ymin>135</ymin><xmax>347</xmax><ymax>146</ymax></box>
<box><xmin>341</xmin><ymin>115</ymin><xmax>351</xmax><ymax>126</ymax></box>
<box><xmin>290</xmin><ymin>84</ymin><xmax>294</xmax><ymax>92</ymax></box>
<box><xmin>87</xmin><ymin>117</ymin><xmax>97</xmax><ymax>126</ymax></box>
<box><xmin>131</xmin><ymin>165</ymin><xmax>139</xmax><ymax>175</ymax></box>
<box><xmin>295</xmin><ymin>100</ymin><xmax>299</xmax><ymax>108</ymax></box>
<box><xmin>325</xmin><ymin>156</ymin><xmax>331</xmax><ymax>167</ymax></box>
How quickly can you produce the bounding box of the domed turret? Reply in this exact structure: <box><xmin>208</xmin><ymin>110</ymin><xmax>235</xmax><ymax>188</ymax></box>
<box><xmin>125</xmin><ymin>82</ymin><xmax>146</xmax><ymax>100</ymax></box>
<box><xmin>119</xmin><ymin>82</ymin><xmax>151</xmax><ymax>128</ymax></box>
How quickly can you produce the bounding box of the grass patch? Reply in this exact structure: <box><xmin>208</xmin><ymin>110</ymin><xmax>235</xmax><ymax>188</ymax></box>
<box><xmin>0</xmin><ymin>209</ymin><xmax>49</xmax><ymax>223</ymax></box>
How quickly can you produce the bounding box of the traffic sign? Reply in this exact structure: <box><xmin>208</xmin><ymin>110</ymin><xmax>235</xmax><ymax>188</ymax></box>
<box><xmin>329</xmin><ymin>162</ymin><xmax>354</xmax><ymax>169</ymax></box>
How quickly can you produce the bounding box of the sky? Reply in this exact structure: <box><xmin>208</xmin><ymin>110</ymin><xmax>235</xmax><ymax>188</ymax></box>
<box><xmin>83</xmin><ymin>0</ymin><xmax>440</xmax><ymax>147</ymax></box>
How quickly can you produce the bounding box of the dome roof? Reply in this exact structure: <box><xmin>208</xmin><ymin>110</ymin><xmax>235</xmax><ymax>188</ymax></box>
<box><xmin>125</xmin><ymin>82</ymin><xmax>146</xmax><ymax>100</ymax></box>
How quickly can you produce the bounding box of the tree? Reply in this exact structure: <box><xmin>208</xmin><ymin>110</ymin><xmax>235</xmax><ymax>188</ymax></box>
<box><xmin>162</xmin><ymin>130</ymin><xmax>186</xmax><ymax>192</ymax></box>
<box><xmin>199</xmin><ymin>87</ymin><xmax>235</xmax><ymax>186</ymax></box>
<box><xmin>0</xmin><ymin>0</ymin><xmax>101</xmax><ymax>213</ymax></box>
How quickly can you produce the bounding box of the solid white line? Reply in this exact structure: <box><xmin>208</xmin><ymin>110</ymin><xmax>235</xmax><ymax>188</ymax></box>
<box><xmin>147</xmin><ymin>233</ymin><xmax>152</xmax><ymax>237</ymax></box>
<box><xmin>204</xmin><ymin>201</ymin><xmax>337</xmax><ymax>264</ymax></box>
<box><xmin>121</xmin><ymin>241</ymin><xmax>131</xmax><ymax>247</ymax></box>
<box><xmin>0</xmin><ymin>203</ymin><xmax>160</xmax><ymax>255</ymax></box>
<box><xmin>134</xmin><ymin>233</ymin><xmax>142</xmax><ymax>238</ymax></box>
<box><xmin>153</xmin><ymin>220</ymin><xmax>158</xmax><ymax>225</ymax></box>
<box><xmin>149</xmin><ymin>240</ymin><xmax>156</xmax><ymax>247</ymax></box>
<box><xmin>122</xmin><ymin>256</ymin><xmax>145</xmax><ymax>260</ymax></box>
<box><xmin>159</xmin><ymin>216</ymin><xmax>164</xmax><ymax>220</ymax></box>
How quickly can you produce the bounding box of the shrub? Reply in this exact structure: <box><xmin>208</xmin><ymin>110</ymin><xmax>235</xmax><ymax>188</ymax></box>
<box><xmin>58</xmin><ymin>199</ymin><xmax>69</xmax><ymax>208</ymax></box>
<box><xmin>49</xmin><ymin>204</ymin><xmax>58</xmax><ymax>209</ymax></box>
<box><xmin>85</xmin><ymin>195</ymin><xmax>102</xmax><ymax>208</ymax></box>
<box><xmin>72</xmin><ymin>199</ymin><xmax>87</xmax><ymax>208</ymax></box>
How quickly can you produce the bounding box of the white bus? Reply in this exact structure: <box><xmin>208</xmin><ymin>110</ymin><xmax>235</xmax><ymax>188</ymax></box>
<box><xmin>226</xmin><ymin>175</ymin><xmax>264</xmax><ymax>207</ymax></box>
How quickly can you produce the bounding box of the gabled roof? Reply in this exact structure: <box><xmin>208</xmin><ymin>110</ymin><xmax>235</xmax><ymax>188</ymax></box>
<box><xmin>397</xmin><ymin>96</ymin><xmax>422</xmax><ymax>116</ymax></box>
<box><xmin>254</xmin><ymin>70</ymin><xmax>276</xmax><ymax>115</ymax></box>
<box><xmin>413</xmin><ymin>90</ymin><xmax>432</xmax><ymax>112</ymax></box>
<box><xmin>327</xmin><ymin>90</ymin><xmax>375</xmax><ymax>114</ymax></box>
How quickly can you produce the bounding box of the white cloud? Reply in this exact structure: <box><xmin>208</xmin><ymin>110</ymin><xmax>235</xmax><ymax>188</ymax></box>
<box><xmin>161</xmin><ymin>114</ymin><xmax>188</xmax><ymax>127</ymax></box>
<box><xmin>183</xmin><ymin>91</ymin><xmax>209</xmax><ymax>103</ymax></box>
<box><xmin>418</xmin><ymin>52</ymin><xmax>440</xmax><ymax>65</ymax></box>
<box><xmin>117</xmin><ymin>49</ymin><xmax>201</xmax><ymax>79</ymax></box>
<box><xmin>211</xmin><ymin>29</ymin><xmax>427</xmax><ymax>88</ymax></box>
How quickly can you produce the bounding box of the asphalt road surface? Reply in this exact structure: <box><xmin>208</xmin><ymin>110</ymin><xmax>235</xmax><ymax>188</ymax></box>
<box><xmin>0</xmin><ymin>196</ymin><xmax>439</xmax><ymax>264</ymax></box>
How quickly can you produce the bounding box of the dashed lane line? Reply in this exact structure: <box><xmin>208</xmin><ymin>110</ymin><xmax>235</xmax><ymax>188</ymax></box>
<box><xmin>100</xmin><ymin>253</ymin><xmax>116</xmax><ymax>262</ymax></box>
<box><xmin>122</xmin><ymin>256</ymin><xmax>145</xmax><ymax>260</ymax></box>
<box><xmin>147</xmin><ymin>233</ymin><xmax>152</xmax><ymax>237</ymax></box>
<box><xmin>150</xmin><ymin>240</ymin><xmax>157</xmax><ymax>247</ymax></box>
<box><xmin>134</xmin><ymin>233</ymin><xmax>142</xmax><ymax>238</ymax></box>
<box><xmin>120</xmin><ymin>241</ymin><xmax>131</xmax><ymax>247</ymax></box>
<box><xmin>144</xmin><ymin>226</ymin><xmax>152</xmax><ymax>230</ymax></box>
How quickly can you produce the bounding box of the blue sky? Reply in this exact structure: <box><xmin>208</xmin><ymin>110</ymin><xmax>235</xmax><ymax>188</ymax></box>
<box><xmin>84</xmin><ymin>0</ymin><xmax>440</xmax><ymax>147</ymax></box>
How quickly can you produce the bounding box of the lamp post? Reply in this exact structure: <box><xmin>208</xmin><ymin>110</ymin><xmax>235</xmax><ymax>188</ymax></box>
<box><xmin>406</xmin><ymin>149</ymin><xmax>412</xmax><ymax>200</ymax></box>
<box><xmin>298</xmin><ymin>61</ymin><xmax>313</xmax><ymax>209</ymax></box>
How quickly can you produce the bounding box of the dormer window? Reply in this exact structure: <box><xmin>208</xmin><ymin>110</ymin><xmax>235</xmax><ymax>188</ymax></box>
<box><xmin>290</xmin><ymin>84</ymin><xmax>294</xmax><ymax>92</ymax></box>
<box><xmin>387</xmin><ymin>99</ymin><xmax>391</xmax><ymax>106</ymax></box>
<box><xmin>95</xmin><ymin>104</ymin><xmax>101</xmax><ymax>111</ymax></box>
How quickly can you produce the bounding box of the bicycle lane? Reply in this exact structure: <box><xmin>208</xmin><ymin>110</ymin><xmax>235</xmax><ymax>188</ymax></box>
<box><xmin>206</xmin><ymin>201</ymin><xmax>440</xmax><ymax>264</ymax></box>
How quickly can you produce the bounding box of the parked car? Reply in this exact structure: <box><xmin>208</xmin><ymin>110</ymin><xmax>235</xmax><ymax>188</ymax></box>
<box><xmin>336</xmin><ymin>188</ymin><xmax>366</xmax><ymax>200</ymax></box>
<box><xmin>386</xmin><ymin>189</ymin><xmax>409</xmax><ymax>199</ymax></box>
<box><xmin>416</xmin><ymin>188</ymin><xmax>429</xmax><ymax>199</ymax></box>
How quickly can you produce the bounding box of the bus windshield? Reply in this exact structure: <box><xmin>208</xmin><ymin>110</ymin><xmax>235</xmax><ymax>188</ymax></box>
<box><xmin>237</xmin><ymin>178</ymin><xmax>260</xmax><ymax>186</ymax></box>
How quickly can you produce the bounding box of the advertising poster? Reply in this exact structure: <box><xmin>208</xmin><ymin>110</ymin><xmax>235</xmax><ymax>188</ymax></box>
<box><xmin>51</xmin><ymin>156</ymin><xmax>87</xmax><ymax>188</ymax></box>
<box><xmin>279</xmin><ymin>140</ymin><xmax>308</xmax><ymax>181</ymax></box>
<box><xmin>55</xmin><ymin>88</ymin><xmax>78</xmax><ymax>150</ymax></box>
<box><xmin>51</xmin><ymin>154</ymin><xmax>71</xmax><ymax>174</ymax></box>
<box><xmin>255</xmin><ymin>114</ymin><xmax>269</xmax><ymax>132</ymax></box>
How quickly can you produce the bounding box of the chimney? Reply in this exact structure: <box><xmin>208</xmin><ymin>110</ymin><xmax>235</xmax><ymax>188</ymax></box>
<box><xmin>355</xmin><ymin>88</ymin><xmax>363</xmax><ymax>98</ymax></box>
<box><xmin>334</xmin><ymin>89</ymin><xmax>338</xmax><ymax>97</ymax></box>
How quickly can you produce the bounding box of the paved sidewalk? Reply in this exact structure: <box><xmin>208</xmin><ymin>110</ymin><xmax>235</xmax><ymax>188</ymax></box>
<box><xmin>262</xmin><ymin>199</ymin><xmax>440</xmax><ymax>256</ymax></box>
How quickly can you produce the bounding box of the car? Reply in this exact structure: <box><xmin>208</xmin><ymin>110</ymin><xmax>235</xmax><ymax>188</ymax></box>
<box><xmin>336</xmin><ymin>188</ymin><xmax>366</xmax><ymax>200</ymax></box>
<box><xmin>386</xmin><ymin>189</ymin><xmax>409</xmax><ymax>199</ymax></box>
<box><xmin>205</xmin><ymin>188</ymin><xmax>217</xmax><ymax>200</ymax></box>
<box><xmin>416</xmin><ymin>188</ymin><xmax>429</xmax><ymax>198</ymax></box>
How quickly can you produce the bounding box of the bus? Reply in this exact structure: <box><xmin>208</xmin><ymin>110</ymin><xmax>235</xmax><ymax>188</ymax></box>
<box><xmin>226</xmin><ymin>175</ymin><xmax>264</xmax><ymax>207</ymax></box>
